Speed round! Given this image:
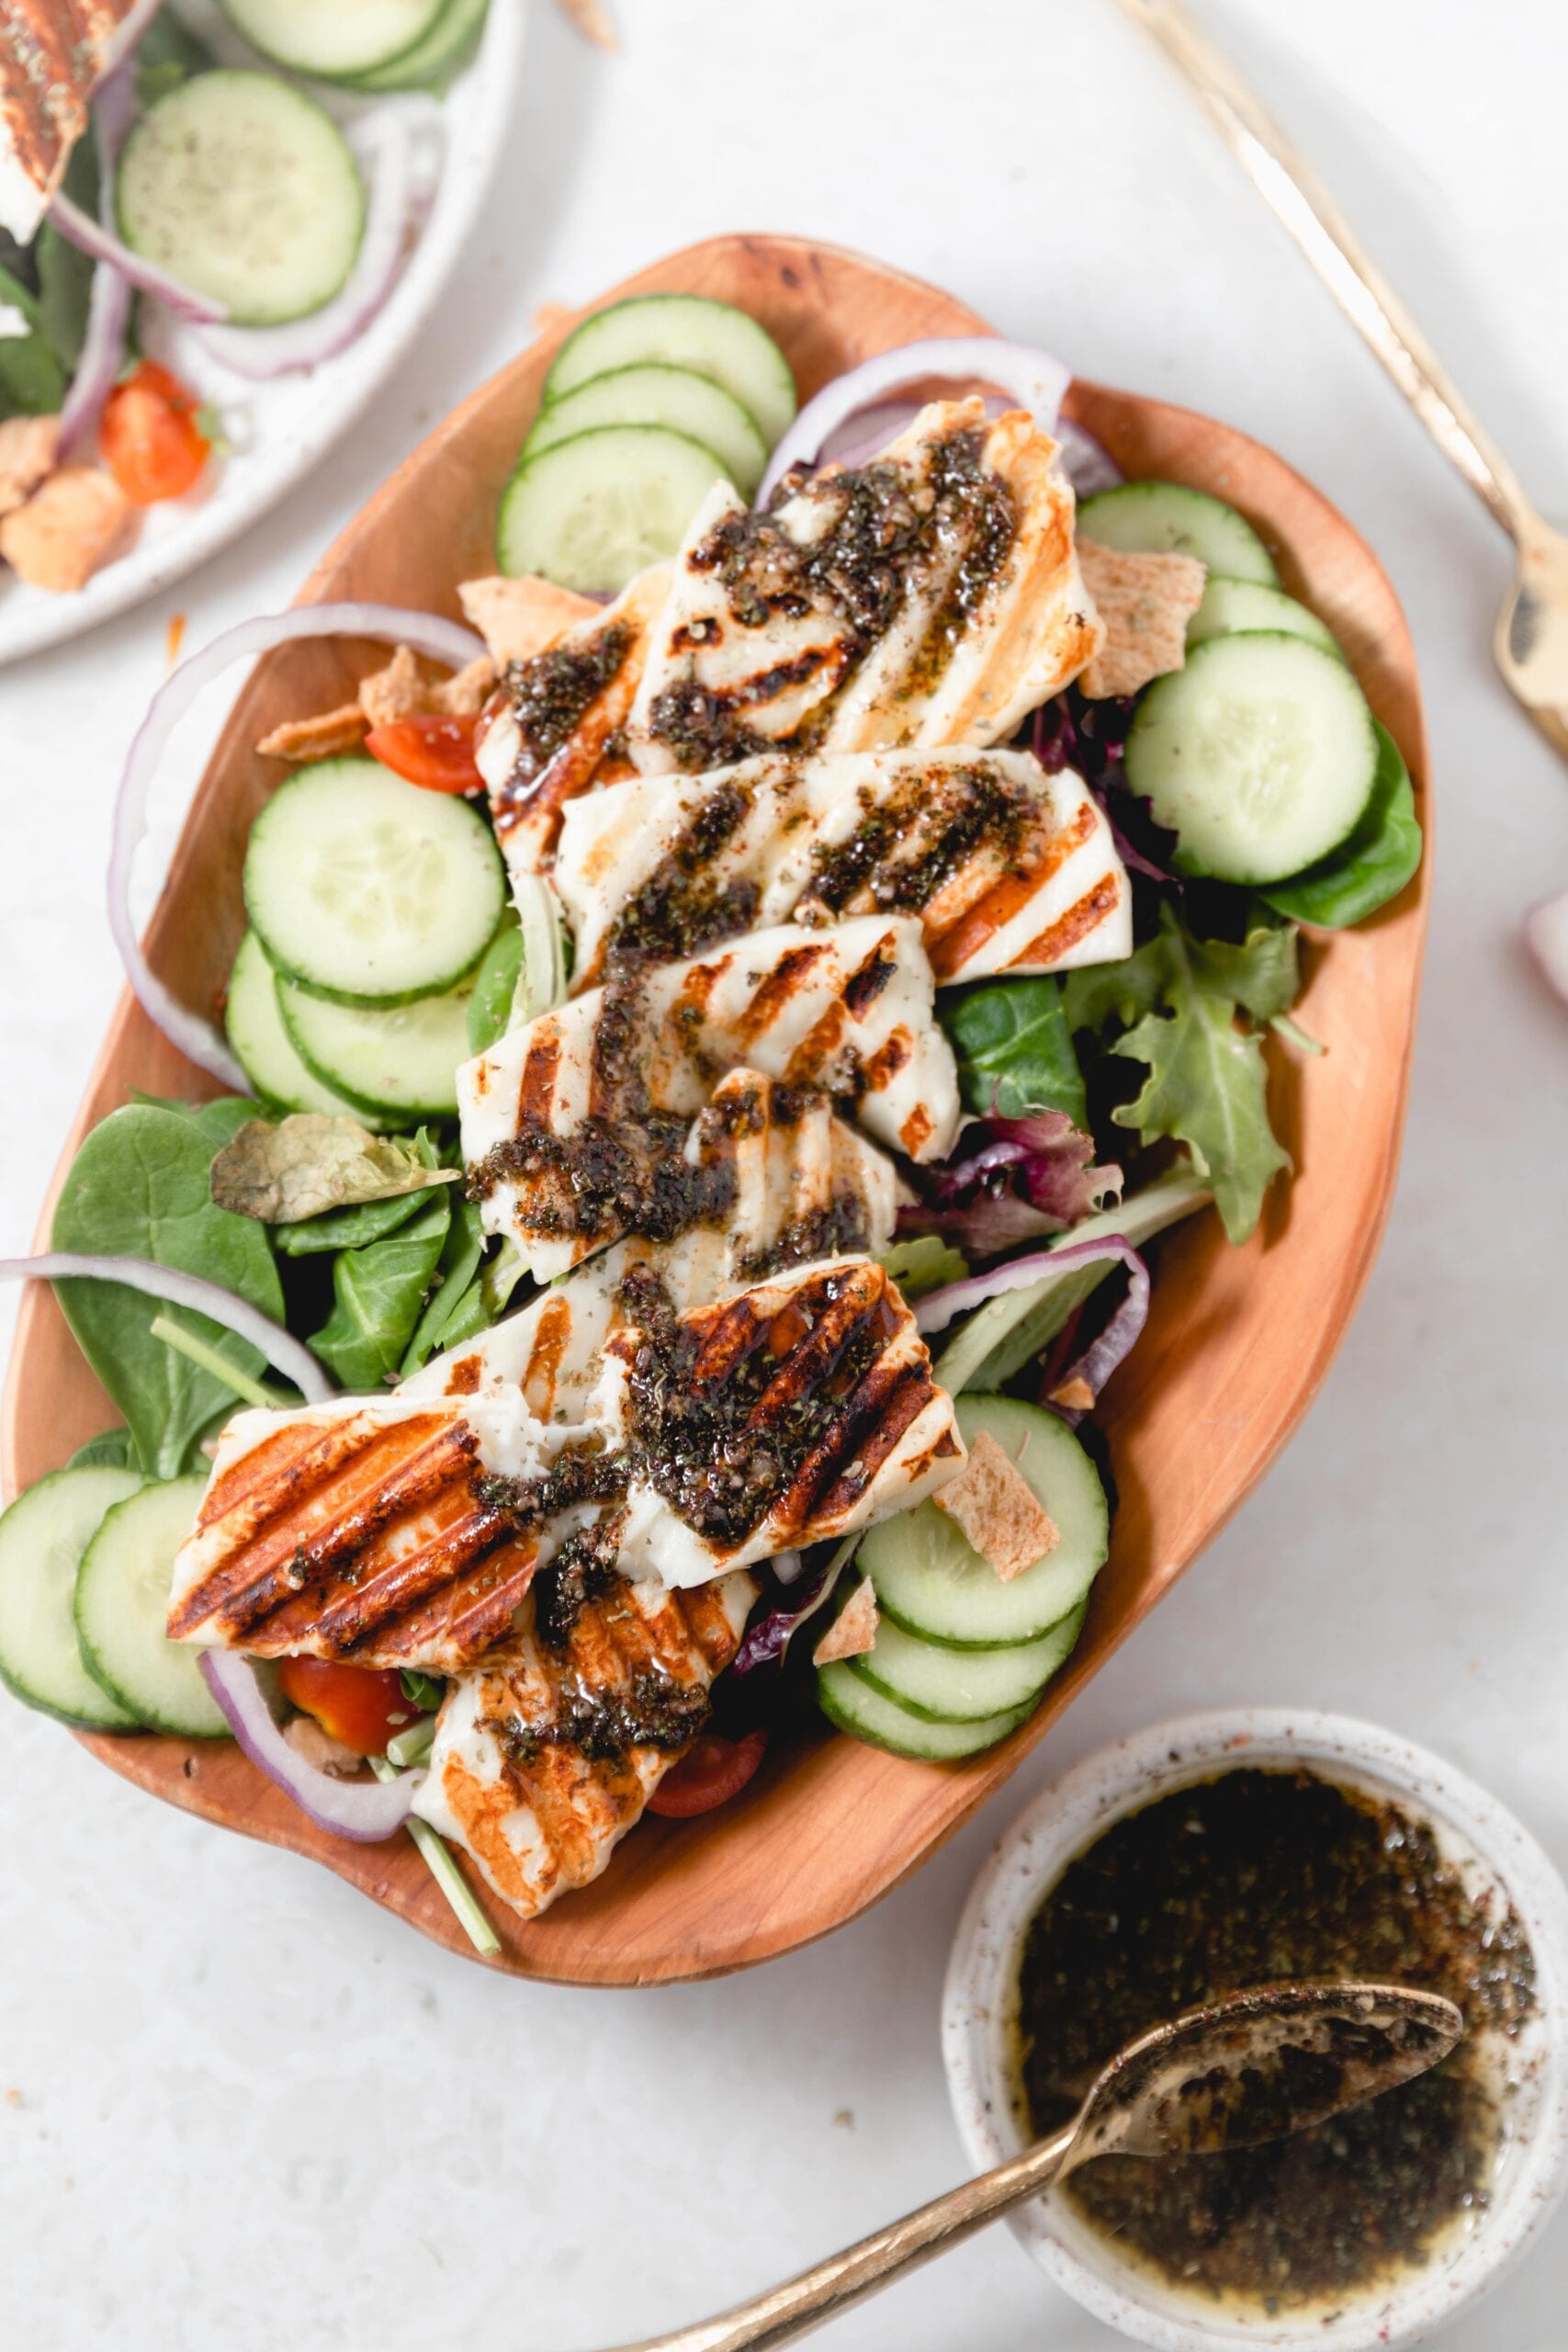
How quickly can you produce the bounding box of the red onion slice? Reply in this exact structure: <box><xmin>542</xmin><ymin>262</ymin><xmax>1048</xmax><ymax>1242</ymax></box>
<box><xmin>199</xmin><ymin>1652</ymin><xmax>420</xmax><ymax>1841</ymax></box>
<box><xmin>0</xmin><ymin>1253</ymin><xmax>334</xmax><ymax>1403</ymax></box>
<box><xmin>49</xmin><ymin>190</ymin><xmax>229</xmax><ymax>325</ymax></box>
<box><xmin>1525</xmin><ymin>888</ymin><xmax>1568</xmax><ymax>1009</ymax></box>
<box><xmin>757</xmin><ymin>335</ymin><xmax>1071</xmax><ymax>508</ymax></box>
<box><xmin>1054</xmin><ymin>418</ymin><xmax>1122</xmax><ymax>496</ymax></box>
<box><xmin>194</xmin><ymin>106</ymin><xmax>424</xmax><ymax>381</ymax></box>
<box><xmin>914</xmin><ymin>1235</ymin><xmax>1147</xmax><ymax>1337</ymax></box>
<box><xmin>58</xmin><ymin>65</ymin><xmax>136</xmax><ymax>458</ymax></box>
<box><xmin>1043</xmin><ymin>1254</ymin><xmax>1151</xmax><ymax>1422</ymax></box>
<box><xmin>111</xmin><ymin>603</ymin><xmax>488</xmax><ymax>1086</ymax></box>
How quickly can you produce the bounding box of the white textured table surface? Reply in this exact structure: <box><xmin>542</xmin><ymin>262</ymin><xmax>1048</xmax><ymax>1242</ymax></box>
<box><xmin>4</xmin><ymin>5</ymin><xmax>1567</xmax><ymax>2347</ymax></box>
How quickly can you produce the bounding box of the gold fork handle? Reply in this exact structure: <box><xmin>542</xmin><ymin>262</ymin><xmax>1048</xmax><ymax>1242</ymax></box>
<box><xmin>1116</xmin><ymin>0</ymin><xmax>1541</xmax><ymax>544</ymax></box>
<box><xmin>604</xmin><ymin>2123</ymin><xmax>1079</xmax><ymax>2352</ymax></box>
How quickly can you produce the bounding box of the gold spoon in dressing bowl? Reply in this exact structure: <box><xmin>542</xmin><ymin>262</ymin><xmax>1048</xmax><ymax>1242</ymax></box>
<box><xmin>600</xmin><ymin>1981</ymin><xmax>1461</xmax><ymax>2352</ymax></box>
<box><xmin>1114</xmin><ymin>0</ymin><xmax>1568</xmax><ymax>763</ymax></box>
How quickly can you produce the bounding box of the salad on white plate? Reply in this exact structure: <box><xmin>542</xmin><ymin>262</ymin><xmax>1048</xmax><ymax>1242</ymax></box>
<box><xmin>0</xmin><ymin>303</ymin><xmax>1423</xmax><ymax>1956</ymax></box>
<box><xmin>0</xmin><ymin>0</ymin><xmax>525</xmax><ymax>664</ymax></box>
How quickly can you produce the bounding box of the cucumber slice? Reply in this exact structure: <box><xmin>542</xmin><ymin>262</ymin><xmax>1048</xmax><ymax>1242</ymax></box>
<box><xmin>863</xmin><ymin>1396</ymin><xmax>1108</xmax><ymax>1650</ymax></box>
<box><xmin>220</xmin><ymin>0</ymin><xmax>445</xmax><ymax>79</ymax></box>
<box><xmin>1187</xmin><ymin>574</ymin><xmax>1340</xmax><ymax>658</ymax></box>
<box><xmin>526</xmin><ymin>365</ymin><xmax>769</xmax><ymax>501</ymax></box>
<box><xmin>244</xmin><ymin>756</ymin><xmax>505</xmax><ymax>1006</ymax></box>
<box><xmin>225</xmin><ymin>930</ymin><xmax>382</xmax><ymax>1124</ymax></box>
<box><xmin>1124</xmin><ymin>630</ymin><xmax>1380</xmax><ymax>886</ymax></box>
<box><xmin>545</xmin><ymin>294</ymin><xmax>796</xmax><ymax>450</ymax></box>
<box><xmin>852</xmin><ymin>1600</ymin><xmax>1086</xmax><ymax>1724</ymax></box>
<box><xmin>351</xmin><ymin>0</ymin><xmax>488</xmax><ymax>87</ymax></box>
<box><xmin>818</xmin><ymin>1662</ymin><xmax>1030</xmax><ymax>1761</ymax></box>
<box><xmin>497</xmin><ymin>425</ymin><xmax>729</xmax><ymax>595</ymax></box>
<box><xmin>0</xmin><ymin>1467</ymin><xmax>144</xmax><ymax>1729</ymax></box>
<box><xmin>74</xmin><ymin>1477</ymin><xmax>228</xmax><ymax>1740</ymax></box>
<box><xmin>278</xmin><ymin>967</ymin><xmax>477</xmax><ymax>1119</ymax></box>
<box><xmin>117</xmin><ymin>73</ymin><xmax>365</xmax><ymax>327</ymax></box>
<box><xmin>1079</xmin><ymin>481</ymin><xmax>1279</xmax><ymax>587</ymax></box>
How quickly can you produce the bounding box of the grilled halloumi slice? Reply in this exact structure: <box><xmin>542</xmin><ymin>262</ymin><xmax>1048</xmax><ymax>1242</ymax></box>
<box><xmin>625</xmin><ymin>399</ymin><xmax>1101</xmax><ymax>777</ymax></box>
<box><xmin>412</xmin><ymin>1569</ymin><xmax>755</xmax><ymax>1922</ymax></box>
<box><xmin>460</xmin><ymin>915</ymin><xmax>959</xmax><ymax>1280</ymax></box>
<box><xmin>2</xmin><ymin>0</ymin><xmax>147</xmax><ymax>240</ymax></box>
<box><xmin>554</xmin><ymin>746</ymin><xmax>1132</xmax><ymax>988</ymax></box>
<box><xmin>169</xmin><ymin>1074</ymin><xmax>905</xmax><ymax>1671</ymax></box>
<box><xmin>410</xmin><ymin>1070</ymin><xmax>900</xmax><ymax>1425</ymax></box>
<box><xmin>601</xmin><ymin>1254</ymin><xmax>964</xmax><ymax>1588</ymax></box>
<box><xmin>475</xmin><ymin>564</ymin><xmax>669</xmax><ymax>878</ymax></box>
<box><xmin>166</xmin><ymin>1390</ymin><xmax>565</xmax><ymax>1674</ymax></box>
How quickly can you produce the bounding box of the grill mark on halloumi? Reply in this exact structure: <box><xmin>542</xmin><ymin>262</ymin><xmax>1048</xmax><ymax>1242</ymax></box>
<box><xmin>412</xmin><ymin>1569</ymin><xmax>755</xmax><ymax>1922</ymax></box>
<box><xmin>606</xmin><ymin>1255</ymin><xmax>964</xmax><ymax>1586</ymax></box>
<box><xmin>460</xmin><ymin>917</ymin><xmax>958</xmax><ymax>1278</ymax></box>
<box><xmin>554</xmin><ymin>748</ymin><xmax>1131</xmax><ymax>989</ymax></box>
<box><xmin>626</xmin><ymin>399</ymin><xmax>1101</xmax><ymax>776</ymax></box>
<box><xmin>167</xmin><ymin>1398</ymin><xmax>553</xmax><ymax>1673</ymax></box>
<box><xmin>475</xmin><ymin>566</ymin><xmax>669</xmax><ymax>875</ymax></box>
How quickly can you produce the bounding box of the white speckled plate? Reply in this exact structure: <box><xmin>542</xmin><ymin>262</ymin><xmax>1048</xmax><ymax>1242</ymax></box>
<box><xmin>942</xmin><ymin>1710</ymin><xmax>1568</xmax><ymax>2352</ymax></box>
<box><xmin>0</xmin><ymin>0</ymin><xmax>527</xmax><ymax>669</ymax></box>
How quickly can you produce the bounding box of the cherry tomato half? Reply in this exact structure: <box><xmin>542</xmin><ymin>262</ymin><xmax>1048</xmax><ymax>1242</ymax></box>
<box><xmin>646</xmin><ymin>1727</ymin><xmax>769</xmax><ymax>1819</ymax></box>
<box><xmin>100</xmin><ymin>360</ymin><xmax>210</xmax><ymax>504</ymax></box>
<box><xmin>365</xmin><ymin>711</ymin><xmax>483</xmax><ymax>794</ymax></box>
<box><xmin>276</xmin><ymin>1656</ymin><xmax>419</xmax><ymax>1758</ymax></box>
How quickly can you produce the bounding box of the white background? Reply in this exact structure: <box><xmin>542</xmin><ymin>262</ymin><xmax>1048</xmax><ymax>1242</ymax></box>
<box><xmin>3</xmin><ymin>4</ymin><xmax>1567</xmax><ymax>2347</ymax></box>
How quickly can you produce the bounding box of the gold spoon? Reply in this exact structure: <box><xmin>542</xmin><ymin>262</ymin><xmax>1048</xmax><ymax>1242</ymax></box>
<box><xmin>599</xmin><ymin>1981</ymin><xmax>1461</xmax><ymax>2352</ymax></box>
<box><xmin>1114</xmin><ymin>0</ymin><xmax>1568</xmax><ymax>763</ymax></box>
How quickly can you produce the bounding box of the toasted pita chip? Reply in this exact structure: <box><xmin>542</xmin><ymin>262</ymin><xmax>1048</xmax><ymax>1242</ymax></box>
<box><xmin>1048</xmin><ymin>1375</ymin><xmax>1096</xmax><ymax>1414</ymax></box>
<box><xmin>0</xmin><ymin>464</ymin><xmax>133</xmax><ymax>592</ymax></box>
<box><xmin>1077</xmin><ymin>540</ymin><xmax>1206</xmax><ymax>700</ymax></box>
<box><xmin>358</xmin><ymin>644</ymin><xmax>428</xmax><ymax>729</ymax></box>
<box><xmin>459</xmin><ymin>572</ymin><xmax>600</xmax><ymax>664</ymax></box>
<box><xmin>438</xmin><ymin>655</ymin><xmax>499</xmax><ymax>716</ymax></box>
<box><xmin>258</xmin><ymin>705</ymin><xmax>368</xmax><ymax>762</ymax></box>
<box><xmin>813</xmin><ymin>1577</ymin><xmax>880</xmax><ymax>1665</ymax></box>
<box><xmin>934</xmin><ymin>1430</ymin><xmax>1060</xmax><ymax>1582</ymax></box>
<box><xmin>0</xmin><ymin>413</ymin><xmax>59</xmax><ymax>518</ymax></box>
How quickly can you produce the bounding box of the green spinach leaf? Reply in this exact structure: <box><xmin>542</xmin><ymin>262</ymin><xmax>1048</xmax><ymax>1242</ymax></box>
<box><xmin>466</xmin><ymin>917</ymin><xmax>524</xmax><ymax>1055</ymax></box>
<box><xmin>67</xmin><ymin>1428</ymin><xmax>138</xmax><ymax>1471</ymax></box>
<box><xmin>272</xmin><ymin>1125</ymin><xmax>450</xmax><ymax>1255</ymax></box>
<box><xmin>1262</xmin><ymin>724</ymin><xmax>1422</xmax><ymax>929</ymax></box>
<box><xmin>400</xmin><ymin>1199</ymin><xmax>487</xmax><ymax>1375</ymax></box>
<box><xmin>51</xmin><ymin>1105</ymin><xmax>287</xmax><ymax>1477</ymax></box>
<box><xmin>130</xmin><ymin>1092</ymin><xmax>268</xmax><ymax>1150</ymax></box>
<box><xmin>310</xmin><ymin>1193</ymin><xmax>451</xmax><ymax>1390</ymax></box>
<box><xmin>0</xmin><ymin>266</ymin><xmax>66</xmax><ymax>419</ymax></box>
<box><xmin>942</xmin><ymin>978</ymin><xmax>1087</xmax><ymax>1125</ymax></box>
<box><xmin>133</xmin><ymin>11</ymin><xmax>215</xmax><ymax>106</ymax></box>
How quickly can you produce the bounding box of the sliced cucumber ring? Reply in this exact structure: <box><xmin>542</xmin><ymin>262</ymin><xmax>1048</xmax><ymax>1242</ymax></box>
<box><xmin>1124</xmin><ymin>629</ymin><xmax>1379</xmax><ymax>886</ymax></box>
<box><xmin>545</xmin><ymin>294</ymin><xmax>796</xmax><ymax>448</ymax></box>
<box><xmin>349</xmin><ymin>0</ymin><xmax>489</xmax><ymax>87</ymax></box>
<box><xmin>852</xmin><ymin>1600</ymin><xmax>1086</xmax><ymax>1724</ymax></box>
<box><xmin>1187</xmin><ymin>574</ymin><xmax>1341</xmax><ymax>657</ymax></box>
<box><xmin>244</xmin><ymin>755</ymin><xmax>505</xmax><ymax>1006</ymax></box>
<box><xmin>74</xmin><ymin>1477</ymin><xmax>229</xmax><ymax>1740</ymax></box>
<box><xmin>863</xmin><ymin>1396</ymin><xmax>1108</xmax><ymax>1650</ymax></box>
<box><xmin>498</xmin><ymin>425</ymin><xmax>728</xmax><ymax>594</ymax></box>
<box><xmin>220</xmin><ymin>0</ymin><xmax>446</xmax><ymax>79</ymax></box>
<box><xmin>0</xmin><ymin>1466</ymin><xmax>144</xmax><ymax>1729</ymax></box>
<box><xmin>1079</xmin><ymin>481</ymin><xmax>1279</xmax><ymax>586</ymax></box>
<box><xmin>118</xmin><ymin>73</ymin><xmax>365</xmax><ymax>326</ymax></box>
<box><xmin>818</xmin><ymin>1662</ymin><xmax>1030</xmax><ymax>1760</ymax></box>
<box><xmin>526</xmin><ymin>364</ymin><xmax>769</xmax><ymax>500</ymax></box>
<box><xmin>278</xmin><ymin>967</ymin><xmax>479</xmax><ymax>1119</ymax></box>
<box><xmin>225</xmin><ymin>930</ymin><xmax>382</xmax><ymax>1124</ymax></box>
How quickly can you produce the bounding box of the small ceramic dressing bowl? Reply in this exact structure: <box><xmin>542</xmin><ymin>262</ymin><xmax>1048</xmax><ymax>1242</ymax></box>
<box><xmin>942</xmin><ymin>1710</ymin><xmax>1568</xmax><ymax>2351</ymax></box>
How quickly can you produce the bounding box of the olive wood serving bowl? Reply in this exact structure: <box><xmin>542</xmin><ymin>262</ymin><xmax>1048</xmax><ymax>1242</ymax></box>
<box><xmin>0</xmin><ymin>235</ymin><xmax>1430</xmax><ymax>1984</ymax></box>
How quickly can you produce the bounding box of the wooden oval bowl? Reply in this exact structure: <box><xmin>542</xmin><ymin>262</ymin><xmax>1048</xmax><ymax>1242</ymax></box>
<box><xmin>1</xmin><ymin>235</ymin><xmax>1429</xmax><ymax>1984</ymax></box>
